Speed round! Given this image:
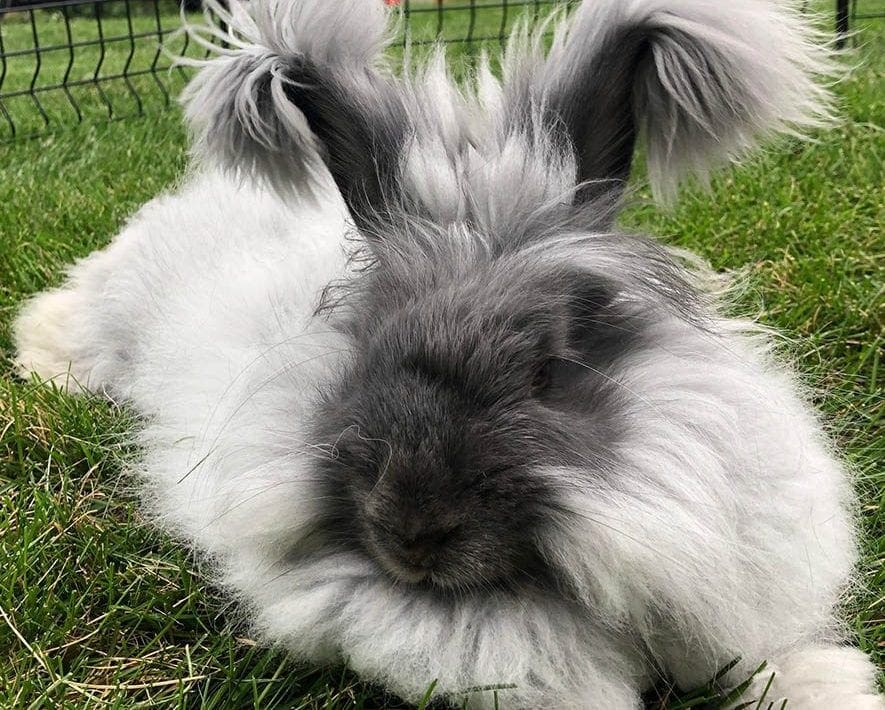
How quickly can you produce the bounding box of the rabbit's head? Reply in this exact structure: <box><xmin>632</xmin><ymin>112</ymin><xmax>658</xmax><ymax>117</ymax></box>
<box><xmin>183</xmin><ymin>0</ymin><xmax>836</xmax><ymax>594</ymax></box>
<box><xmin>310</xmin><ymin>255</ymin><xmax>671</xmax><ymax>590</ymax></box>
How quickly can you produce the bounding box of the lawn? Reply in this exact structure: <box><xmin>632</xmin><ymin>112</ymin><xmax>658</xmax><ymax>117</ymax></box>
<box><xmin>0</xmin><ymin>2</ymin><xmax>882</xmax><ymax>708</ymax></box>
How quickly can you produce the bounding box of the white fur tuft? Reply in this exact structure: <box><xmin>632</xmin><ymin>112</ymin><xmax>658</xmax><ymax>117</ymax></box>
<box><xmin>760</xmin><ymin>645</ymin><xmax>884</xmax><ymax>708</ymax></box>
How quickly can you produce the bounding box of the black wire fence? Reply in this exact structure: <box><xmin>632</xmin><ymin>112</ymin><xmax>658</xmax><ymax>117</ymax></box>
<box><xmin>0</xmin><ymin>0</ymin><xmax>880</xmax><ymax>142</ymax></box>
<box><xmin>835</xmin><ymin>0</ymin><xmax>884</xmax><ymax>47</ymax></box>
<box><xmin>1</xmin><ymin>0</ymin><xmax>198</xmax><ymax>140</ymax></box>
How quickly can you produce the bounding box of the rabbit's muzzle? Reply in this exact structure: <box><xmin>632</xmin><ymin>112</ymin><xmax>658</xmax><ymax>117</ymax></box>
<box><xmin>362</xmin><ymin>497</ymin><xmax>466</xmax><ymax>585</ymax></box>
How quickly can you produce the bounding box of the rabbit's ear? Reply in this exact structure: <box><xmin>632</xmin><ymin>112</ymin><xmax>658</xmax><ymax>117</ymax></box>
<box><xmin>180</xmin><ymin>0</ymin><xmax>408</xmax><ymax>227</ymax></box>
<box><xmin>512</xmin><ymin>0</ymin><xmax>837</xmax><ymax>203</ymax></box>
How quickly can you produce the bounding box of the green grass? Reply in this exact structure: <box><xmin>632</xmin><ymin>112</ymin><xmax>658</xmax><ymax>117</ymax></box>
<box><xmin>0</xmin><ymin>3</ymin><xmax>882</xmax><ymax>708</ymax></box>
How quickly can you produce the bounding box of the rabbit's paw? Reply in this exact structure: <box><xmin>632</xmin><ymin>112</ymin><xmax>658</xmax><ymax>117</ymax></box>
<box><xmin>746</xmin><ymin>645</ymin><xmax>884</xmax><ymax>709</ymax></box>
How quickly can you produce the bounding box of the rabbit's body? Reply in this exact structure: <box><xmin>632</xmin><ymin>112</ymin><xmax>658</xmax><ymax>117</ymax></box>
<box><xmin>14</xmin><ymin>169</ymin><xmax>351</xmax><ymax>544</ymax></box>
<box><xmin>13</xmin><ymin>0</ymin><xmax>883</xmax><ymax>707</ymax></box>
<box><xmin>14</xmin><ymin>168</ymin><xmax>879</xmax><ymax>709</ymax></box>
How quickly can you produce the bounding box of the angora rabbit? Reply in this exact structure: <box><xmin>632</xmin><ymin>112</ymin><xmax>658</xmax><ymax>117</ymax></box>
<box><xmin>13</xmin><ymin>0</ymin><xmax>883</xmax><ymax>707</ymax></box>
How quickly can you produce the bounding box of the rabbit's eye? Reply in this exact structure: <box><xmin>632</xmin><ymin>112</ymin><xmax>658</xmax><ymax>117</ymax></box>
<box><xmin>531</xmin><ymin>358</ymin><xmax>555</xmax><ymax>396</ymax></box>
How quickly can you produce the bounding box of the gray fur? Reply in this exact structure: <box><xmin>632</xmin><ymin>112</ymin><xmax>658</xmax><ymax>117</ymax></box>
<box><xmin>181</xmin><ymin>48</ymin><xmax>325</xmax><ymax>195</ymax></box>
<box><xmin>311</xmin><ymin>255</ymin><xmax>639</xmax><ymax>591</ymax></box>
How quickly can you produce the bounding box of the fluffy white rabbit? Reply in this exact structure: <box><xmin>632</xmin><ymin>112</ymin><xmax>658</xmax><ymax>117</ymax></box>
<box><xmin>14</xmin><ymin>0</ymin><xmax>882</xmax><ymax>707</ymax></box>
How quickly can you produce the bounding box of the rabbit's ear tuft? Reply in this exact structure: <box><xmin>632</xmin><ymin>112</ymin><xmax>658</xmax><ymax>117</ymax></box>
<box><xmin>515</xmin><ymin>0</ymin><xmax>838</xmax><ymax>203</ymax></box>
<box><xmin>179</xmin><ymin>0</ymin><xmax>408</xmax><ymax>224</ymax></box>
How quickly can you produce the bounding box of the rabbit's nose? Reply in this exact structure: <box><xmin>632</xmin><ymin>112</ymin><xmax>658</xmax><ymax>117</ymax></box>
<box><xmin>395</xmin><ymin>527</ymin><xmax>458</xmax><ymax>570</ymax></box>
<box><xmin>398</xmin><ymin>542</ymin><xmax>433</xmax><ymax>569</ymax></box>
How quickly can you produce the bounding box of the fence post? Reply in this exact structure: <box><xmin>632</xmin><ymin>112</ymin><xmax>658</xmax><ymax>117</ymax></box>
<box><xmin>836</xmin><ymin>0</ymin><xmax>850</xmax><ymax>48</ymax></box>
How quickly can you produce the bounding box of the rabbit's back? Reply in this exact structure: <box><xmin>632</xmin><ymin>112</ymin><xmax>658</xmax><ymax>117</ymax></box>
<box><xmin>15</xmin><ymin>169</ymin><xmax>348</xmax><ymax>400</ymax></box>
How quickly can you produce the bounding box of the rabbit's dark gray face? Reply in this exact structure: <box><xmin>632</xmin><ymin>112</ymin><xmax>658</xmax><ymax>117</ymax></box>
<box><xmin>313</xmin><ymin>257</ymin><xmax>640</xmax><ymax>591</ymax></box>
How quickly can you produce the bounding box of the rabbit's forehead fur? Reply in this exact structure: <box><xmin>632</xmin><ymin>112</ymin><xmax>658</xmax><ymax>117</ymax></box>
<box><xmin>339</xmin><ymin>217</ymin><xmax>705</xmax><ymax>332</ymax></box>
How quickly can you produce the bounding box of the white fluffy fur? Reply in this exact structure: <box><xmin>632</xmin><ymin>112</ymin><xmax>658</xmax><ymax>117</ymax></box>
<box><xmin>12</xmin><ymin>0</ymin><xmax>882</xmax><ymax>707</ymax></box>
<box><xmin>14</xmin><ymin>167</ymin><xmax>882</xmax><ymax>708</ymax></box>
